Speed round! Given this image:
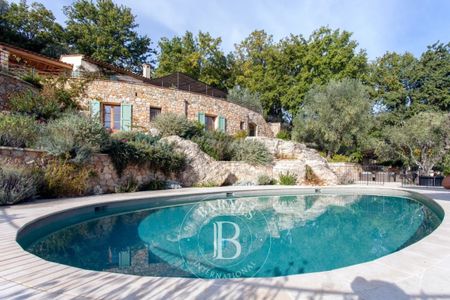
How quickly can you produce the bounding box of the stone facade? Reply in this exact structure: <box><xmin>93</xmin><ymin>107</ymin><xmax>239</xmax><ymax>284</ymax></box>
<box><xmin>81</xmin><ymin>80</ymin><xmax>274</xmax><ymax>137</ymax></box>
<box><xmin>0</xmin><ymin>72</ymin><xmax>37</xmax><ymax>111</ymax></box>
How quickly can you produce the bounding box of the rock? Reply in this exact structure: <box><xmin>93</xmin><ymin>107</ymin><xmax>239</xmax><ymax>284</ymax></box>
<box><xmin>160</xmin><ymin>136</ymin><xmax>235</xmax><ymax>187</ymax></box>
<box><xmin>247</xmin><ymin>137</ymin><xmax>338</xmax><ymax>185</ymax></box>
<box><xmin>165</xmin><ymin>180</ymin><xmax>182</xmax><ymax>189</ymax></box>
<box><xmin>149</xmin><ymin>127</ymin><xmax>160</xmax><ymax>137</ymax></box>
<box><xmin>161</xmin><ymin>136</ymin><xmax>338</xmax><ymax>187</ymax></box>
<box><xmin>247</xmin><ymin>137</ymin><xmax>307</xmax><ymax>159</ymax></box>
<box><xmin>232</xmin><ymin>180</ymin><xmax>257</xmax><ymax>186</ymax></box>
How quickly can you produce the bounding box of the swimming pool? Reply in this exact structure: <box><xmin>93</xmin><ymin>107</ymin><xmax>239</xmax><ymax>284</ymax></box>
<box><xmin>18</xmin><ymin>189</ymin><xmax>443</xmax><ymax>279</ymax></box>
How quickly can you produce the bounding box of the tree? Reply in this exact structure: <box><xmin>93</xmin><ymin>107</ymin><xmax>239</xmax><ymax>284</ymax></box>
<box><xmin>232</xmin><ymin>30</ymin><xmax>282</xmax><ymax>118</ymax></box>
<box><xmin>155</xmin><ymin>31</ymin><xmax>230</xmax><ymax>90</ymax></box>
<box><xmin>227</xmin><ymin>86</ymin><xmax>263</xmax><ymax>114</ymax></box>
<box><xmin>64</xmin><ymin>0</ymin><xmax>153</xmax><ymax>72</ymax></box>
<box><xmin>0</xmin><ymin>0</ymin><xmax>67</xmax><ymax>57</ymax></box>
<box><xmin>413</xmin><ymin>42</ymin><xmax>450</xmax><ymax>111</ymax></box>
<box><xmin>292</xmin><ymin>78</ymin><xmax>372</xmax><ymax>158</ymax></box>
<box><xmin>232</xmin><ymin>27</ymin><xmax>368</xmax><ymax>120</ymax></box>
<box><xmin>378</xmin><ymin>112</ymin><xmax>450</xmax><ymax>175</ymax></box>
<box><xmin>279</xmin><ymin>27</ymin><xmax>368</xmax><ymax>115</ymax></box>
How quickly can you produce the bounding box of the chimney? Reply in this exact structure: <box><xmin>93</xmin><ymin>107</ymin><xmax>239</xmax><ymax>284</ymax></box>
<box><xmin>142</xmin><ymin>63</ymin><xmax>151</xmax><ymax>79</ymax></box>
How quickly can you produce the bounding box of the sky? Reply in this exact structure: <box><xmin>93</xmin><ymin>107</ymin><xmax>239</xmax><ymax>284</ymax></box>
<box><xmin>12</xmin><ymin>0</ymin><xmax>450</xmax><ymax>60</ymax></box>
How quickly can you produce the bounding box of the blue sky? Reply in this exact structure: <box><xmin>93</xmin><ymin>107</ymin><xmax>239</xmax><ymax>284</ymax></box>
<box><xmin>12</xmin><ymin>0</ymin><xmax>450</xmax><ymax>60</ymax></box>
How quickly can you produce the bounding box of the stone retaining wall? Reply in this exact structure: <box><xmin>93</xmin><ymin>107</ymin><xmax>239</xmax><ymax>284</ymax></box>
<box><xmin>0</xmin><ymin>146</ymin><xmax>164</xmax><ymax>194</ymax></box>
<box><xmin>82</xmin><ymin>80</ymin><xmax>274</xmax><ymax>137</ymax></box>
<box><xmin>0</xmin><ymin>72</ymin><xmax>37</xmax><ymax>111</ymax></box>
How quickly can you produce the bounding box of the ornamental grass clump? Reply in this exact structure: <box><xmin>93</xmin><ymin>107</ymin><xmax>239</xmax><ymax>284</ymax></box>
<box><xmin>232</xmin><ymin>139</ymin><xmax>273</xmax><ymax>165</ymax></box>
<box><xmin>40</xmin><ymin>113</ymin><xmax>110</xmax><ymax>164</ymax></box>
<box><xmin>41</xmin><ymin>160</ymin><xmax>93</xmax><ymax>197</ymax></box>
<box><xmin>257</xmin><ymin>174</ymin><xmax>277</xmax><ymax>185</ymax></box>
<box><xmin>0</xmin><ymin>113</ymin><xmax>40</xmax><ymax>148</ymax></box>
<box><xmin>0</xmin><ymin>167</ymin><xmax>40</xmax><ymax>205</ymax></box>
<box><xmin>278</xmin><ymin>172</ymin><xmax>297</xmax><ymax>185</ymax></box>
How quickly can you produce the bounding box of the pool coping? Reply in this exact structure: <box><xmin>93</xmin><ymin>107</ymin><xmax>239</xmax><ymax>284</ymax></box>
<box><xmin>1</xmin><ymin>185</ymin><xmax>450</xmax><ymax>299</ymax></box>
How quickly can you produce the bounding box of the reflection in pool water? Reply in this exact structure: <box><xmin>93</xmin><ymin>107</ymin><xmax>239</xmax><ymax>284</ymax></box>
<box><xmin>26</xmin><ymin>194</ymin><xmax>441</xmax><ymax>278</ymax></box>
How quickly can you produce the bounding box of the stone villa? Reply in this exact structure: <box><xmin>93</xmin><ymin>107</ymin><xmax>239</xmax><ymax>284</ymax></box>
<box><xmin>0</xmin><ymin>43</ymin><xmax>279</xmax><ymax>137</ymax></box>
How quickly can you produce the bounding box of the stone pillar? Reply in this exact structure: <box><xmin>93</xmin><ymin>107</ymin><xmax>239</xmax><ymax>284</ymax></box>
<box><xmin>0</xmin><ymin>48</ymin><xmax>9</xmax><ymax>71</ymax></box>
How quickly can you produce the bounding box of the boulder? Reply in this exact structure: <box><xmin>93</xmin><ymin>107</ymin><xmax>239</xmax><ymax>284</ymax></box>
<box><xmin>160</xmin><ymin>136</ymin><xmax>234</xmax><ymax>187</ymax></box>
<box><xmin>162</xmin><ymin>136</ymin><xmax>338</xmax><ymax>187</ymax></box>
<box><xmin>247</xmin><ymin>137</ymin><xmax>338</xmax><ymax>185</ymax></box>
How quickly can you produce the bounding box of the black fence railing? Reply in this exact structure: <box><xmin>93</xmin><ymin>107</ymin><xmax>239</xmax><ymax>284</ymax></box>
<box><xmin>338</xmin><ymin>164</ymin><xmax>444</xmax><ymax>187</ymax></box>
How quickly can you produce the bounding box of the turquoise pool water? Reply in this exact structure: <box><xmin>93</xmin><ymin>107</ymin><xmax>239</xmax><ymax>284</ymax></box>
<box><xmin>23</xmin><ymin>193</ymin><xmax>442</xmax><ymax>279</ymax></box>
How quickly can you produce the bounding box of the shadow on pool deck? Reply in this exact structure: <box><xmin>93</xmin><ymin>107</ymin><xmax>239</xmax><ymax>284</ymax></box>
<box><xmin>4</xmin><ymin>271</ymin><xmax>449</xmax><ymax>300</ymax></box>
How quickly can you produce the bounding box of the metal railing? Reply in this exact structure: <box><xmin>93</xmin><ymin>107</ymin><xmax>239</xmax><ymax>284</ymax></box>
<box><xmin>339</xmin><ymin>164</ymin><xmax>444</xmax><ymax>188</ymax></box>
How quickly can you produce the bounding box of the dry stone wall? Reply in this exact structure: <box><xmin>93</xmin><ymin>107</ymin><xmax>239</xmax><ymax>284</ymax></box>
<box><xmin>81</xmin><ymin>80</ymin><xmax>274</xmax><ymax>137</ymax></box>
<box><xmin>0</xmin><ymin>146</ymin><xmax>164</xmax><ymax>194</ymax></box>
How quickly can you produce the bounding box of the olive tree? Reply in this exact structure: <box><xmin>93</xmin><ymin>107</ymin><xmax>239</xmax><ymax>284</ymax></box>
<box><xmin>227</xmin><ymin>86</ymin><xmax>263</xmax><ymax>114</ymax></box>
<box><xmin>378</xmin><ymin>111</ymin><xmax>450</xmax><ymax>175</ymax></box>
<box><xmin>292</xmin><ymin>78</ymin><xmax>372</xmax><ymax>158</ymax></box>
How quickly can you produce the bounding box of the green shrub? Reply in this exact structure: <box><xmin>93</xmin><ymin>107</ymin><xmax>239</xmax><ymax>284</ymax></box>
<box><xmin>234</xmin><ymin>130</ymin><xmax>248</xmax><ymax>139</ymax></box>
<box><xmin>328</xmin><ymin>154</ymin><xmax>352</xmax><ymax>163</ymax></box>
<box><xmin>192</xmin><ymin>181</ymin><xmax>220</xmax><ymax>188</ymax></box>
<box><xmin>9</xmin><ymin>85</ymin><xmax>77</xmax><ymax>120</ymax></box>
<box><xmin>139</xmin><ymin>179</ymin><xmax>167</xmax><ymax>191</ymax></box>
<box><xmin>279</xmin><ymin>172</ymin><xmax>297</xmax><ymax>185</ymax></box>
<box><xmin>0</xmin><ymin>114</ymin><xmax>40</xmax><ymax>148</ymax></box>
<box><xmin>40</xmin><ymin>113</ymin><xmax>110</xmax><ymax>164</ymax></box>
<box><xmin>232</xmin><ymin>140</ymin><xmax>273</xmax><ymax>165</ymax></box>
<box><xmin>0</xmin><ymin>167</ymin><xmax>40</xmax><ymax>205</ymax></box>
<box><xmin>192</xmin><ymin>130</ymin><xmax>236</xmax><ymax>160</ymax></box>
<box><xmin>41</xmin><ymin>160</ymin><xmax>92</xmax><ymax>197</ymax></box>
<box><xmin>21</xmin><ymin>73</ymin><xmax>43</xmax><ymax>89</ymax></box>
<box><xmin>153</xmin><ymin>113</ymin><xmax>203</xmax><ymax>138</ymax></box>
<box><xmin>103</xmin><ymin>139</ymin><xmax>145</xmax><ymax>176</ymax></box>
<box><xmin>138</xmin><ymin>142</ymin><xmax>186</xmax><ymax>174</ymax></box>
<box><xmin>115</xmin><ymin>176</ymin><xmax>139</xmax><ymax>193</ymax></box>
<box><xmin>257</xmin><ymin>174</ymin><xmax>277</xmax><ymax>185</ymax></box>
<box><xmin>111</xmin><ymin>131</ymin><xmax>160</xmax><ymax>144</ymax></box>
<box><xmin>103</xmin><ymin>139</ymin><xmax>185</xmax><ymax>177</ymax></box>
<box><xmin>276</xmin><ymin>130</ymin><xmax>291</xmax><ymax>141</ymax></box>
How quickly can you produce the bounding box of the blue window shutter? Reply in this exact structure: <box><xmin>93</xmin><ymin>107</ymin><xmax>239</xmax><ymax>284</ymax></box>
<box><xmin>197</xmin><ymin>112</ymin><xmax>206</xmax><ymax>125</ymax></box>
<box><xmin>90</xmin><ymin>100</ymin><xmax>100</xmax><ymax>120</ymax></box>
<box><xmin>219</xmin><ymin>116</ymin><xmax>226</xmax><ymax>132</ymax></box>
<box><xmin>121</xmin><ymin>103</ymin><xmax>132</xmax><ymax>131</ymax></box>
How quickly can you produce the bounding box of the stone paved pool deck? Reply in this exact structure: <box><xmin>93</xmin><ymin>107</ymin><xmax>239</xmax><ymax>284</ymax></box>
<box><xmin>0</xmin><ymin>185</ymin><xmax>449</xmax><ymax>300</ymax></box>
